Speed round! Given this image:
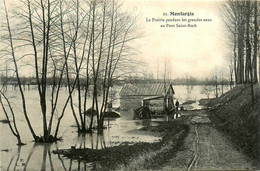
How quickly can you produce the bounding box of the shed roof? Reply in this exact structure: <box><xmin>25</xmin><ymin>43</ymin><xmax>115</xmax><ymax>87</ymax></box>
<box><xmin>120</xmin><ymin>83</ymin><xmax>174</xmax><ymax>96</ymax></box>
<box><xmin>143</xmin><ymin>96</ymin><xmax>164</xmax><ymax>101</ymax></box>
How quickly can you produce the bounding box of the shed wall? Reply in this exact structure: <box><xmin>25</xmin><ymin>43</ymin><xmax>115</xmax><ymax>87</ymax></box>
<box><xmin>120</xmin><ymin>96</ymin><xmax>142</xmax><ymax>110</ymax></box>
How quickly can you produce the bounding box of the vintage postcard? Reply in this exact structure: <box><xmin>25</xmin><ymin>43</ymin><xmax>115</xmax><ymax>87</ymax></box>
<box><xmin>0</xmin><ymin>0</ymin><xmax>259</xmax><ymax>170</ymax></box>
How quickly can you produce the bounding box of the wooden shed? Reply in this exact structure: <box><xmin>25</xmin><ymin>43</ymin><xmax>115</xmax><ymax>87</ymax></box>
<box><xmin>120</xmin><ymin>83</ymin><xmax>175</xmax><ymax>114</ymax></box>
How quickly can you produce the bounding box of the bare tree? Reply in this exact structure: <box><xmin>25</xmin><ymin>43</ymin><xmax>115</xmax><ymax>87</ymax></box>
<box><xmin>211</xmin><ymin>68</ymin><xmax>220</xmax><ymax>98</ymax></box>
<box><xmin>2</xmin><ymin>0</ymin><xmax>37</xmax><ymax>140</ymax></box>
<box><xmin>1</xmin><ymin>0</ymin><xmax>85</xmax><ymax>141</ymax></box>
<box><xmin>1</xmin><ymin>0</ymin><xmax>140</xmax><ymax>139</ymax></box>
<box><xmin>0</xmin><ymin>89</ymin><xmax>24</xmax><ymax>145</ymax></box>
<box><xmin>62</xmin><ymin>0</ymin><xmax>93</xmax><ymax>133</ymax></box>
<box><xmin>88</xmin><ymin>0</ymin><xmax>140</xmax><ymax>133</ymax></box>
<box><xmin>54</xmin><ymin>0</ymin><xmax>92</xmax><ymax>137</ymax></box>
<box><xmin>201</xmin><ymin>85</ymin><xmax>211</xmax><ymax>99</ymax></box>
<box><xmin>225</xmin><ymin>53</ymin><xmax>234</xmax><ymax>89</ymax></box>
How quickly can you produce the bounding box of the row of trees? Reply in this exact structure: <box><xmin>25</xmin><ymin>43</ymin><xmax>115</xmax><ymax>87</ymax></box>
<box><xmin>221</xmin><ymin>0</ymin><xmax>260</xmax><ymax>84</ymax></box>
<box><xmin>221</xmin><ymin>0</ymin><xmax>259</xmax><ymax>102</ymax></box>
<box><xmin>222</xmin><ymin>0</ymin><xmax>259</xmax><ymax>84</ymax></box>
<box><xmin>0</xmin><ymin>0</ymin><xmax>139</xmax><ymax>143</ymax></box>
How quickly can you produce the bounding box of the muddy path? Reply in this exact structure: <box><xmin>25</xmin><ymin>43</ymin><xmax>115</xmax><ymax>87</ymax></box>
<box><xmin>163</xmin><ymin>110</ymin><xmax>255</xmax><ymax>170</ymax></box>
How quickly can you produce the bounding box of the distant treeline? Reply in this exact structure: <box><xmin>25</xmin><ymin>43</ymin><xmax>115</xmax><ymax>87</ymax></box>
<box><xmin>124</xmin><ymin>77</ymin><xmax>231</xmax><ymax>86</ymax></box>
<box><xmin>0</xmin><ymin>76</ymin><xmax>232</xmax><ymax>86</ymax></box>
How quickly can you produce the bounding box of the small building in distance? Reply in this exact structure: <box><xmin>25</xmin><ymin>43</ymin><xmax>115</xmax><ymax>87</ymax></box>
<box><xmin>120</xmin><ymin>83</ymin><xmax>175</xmax><ymax>114</ymax></box>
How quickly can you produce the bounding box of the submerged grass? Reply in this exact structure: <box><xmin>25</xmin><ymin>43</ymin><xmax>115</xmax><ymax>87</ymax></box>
<box><xmin>117</xmin><ymin>128</ymin><xmax>189</xmax><ymax>170</ymax></box>
<box><xmin>53</xmin><ymin>120</ymin><xmax>189</xmax><ymax>170</ymax></box>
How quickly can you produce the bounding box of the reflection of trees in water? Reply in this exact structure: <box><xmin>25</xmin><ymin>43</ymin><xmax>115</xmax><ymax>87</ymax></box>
<box><xmin>6</xmin><ymin>144</ymin><xmax>57</xmax><ymax>170</ymax></box>
<box><xmin>5</xmin><ymin>126</ymin><xmax>136</xmax><ymax>170</ymax></box>
<box><xmin>76</xmin><ymin>132</ymin><xmax>106</xmax><ymax>150</ymax></box>
<box><xmin>23</xmin><ymin>144</ymin><xmax>36</xmax><ymax>171</ymax></box>
<box><xmin>68</xmin><ymin>159</ymin><xmax>100</xmax><ymax>171</ymax></box>
<box><xmin>78</xmin><ymin>133</ymin><xmax>86</xmax><ymax>149</ymax></box>
<box><xmin>47</xmin><ymin>132</ymin><xmax>106</xmax><ymax>170</ymax></box>
<box><xmin>40</xmin><ymin>144</ymin><xmax>54</xmax><ymax>171</ymax></box>
<box><xmin>142</xmin><ymin>119</ymin><xmax>151</xmax><ymax>128</ymax></box>
<box><xmin>7</xmin><ymin>156</ymin><xmax>14</xmax><ymax>170</ymax></box>
<box><xmin>65</xmin><ymin>133</ymin><xmax>107</xmax><ymax>170</ymax></box>
<box><xmin>24</xmin><ymin>144</ymin><xmax>54</xmax><ymax>171</ymax></box>
<box><xmin>96</xmin><ymin>134</ymin><xmax>106</xmax><ymax>149</ymax></box>
<box><xmin>56</xmin><ymin>145</ymin><xmax>67</xmax><ymax>171</ymax></box>
<box><xmin>7</xmin><ymin>146</ymin><xmax>21</xmax><ymax>170</ymax></box>
<box><xmin>134</xmin><ymin>119</ymin><xmax>151</xmax><ymax>128</ymax></box>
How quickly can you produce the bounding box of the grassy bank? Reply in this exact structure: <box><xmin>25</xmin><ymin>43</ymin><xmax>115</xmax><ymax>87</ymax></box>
<box><xmin>53</xmin><ymin>119</ymin><xmax>189</xmax><ymax>170</ymax></box>
<box><xmin>207</xmin><ymin>84</ymin><xmax>260</xmax><ymax>166</ymax></box>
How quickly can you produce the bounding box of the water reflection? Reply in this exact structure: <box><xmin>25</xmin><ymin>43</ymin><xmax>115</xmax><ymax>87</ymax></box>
<box><xmin>163</xmin><ymin>113</ymin><xmax>181</xmax><ymax>122</ymax></box>
<box><xmin>134</xmin><ymin>119</ymin><xmax>151</xmax><ymax>128</ymax></box>
<box><xmin>6</xmin><ymin>155</ymin><xmax>14</xmax><ymax>170</ymax></box>
<box><xmin>23</xmin><ymin>144</ymin><xmax>36</xmax><ymax>171</ymax></box>
<box><xmin>2</xmin><ymin>117</ymin><xmax>165</xmax><ymax>170</ymax></box>
<box><xmin>96</xmin><ymin>134</ymin><xmax>106</xmax><ymax>149</ymax></box>
<box><xmin>2</xmin><ymin>129</ymin><xmax>158</xmax><ymax>171</ymax></box>
<box><xmin>142</xmin><ymin>119</ymin><xmax>151</xmax><ymax>128</ymax></box>
<box><xmin>77</xmin><ymin>133</ymin><xmax>86</xmax><ymax>149</ymax></box>
<box><xmin>75</xmin><ymin>132</ymin><xmax>107</xmax><ymax>150</ymax></box>
<box><xmin>4</xmin><ymin>143</ymin><xmax>64</xmax><ymax>171</ymax></box>
<box><xmin>23</xmin><ymin>144</ymin><xmax>55</xmax><ymax>171</ymax></box>
<box><xmin>40</xmin><ymin>144</ymin><xmax>54</xmax><ymax>171</ymax></box>
<box><xmin>55</xmin><ymin>146</ymin><xmax>67</xmax><ymax>171</ymax></box>
<box><xmin>6</xmin><ymin>146</ymin><xmax>21</xmax><ymax>170</ymax></box>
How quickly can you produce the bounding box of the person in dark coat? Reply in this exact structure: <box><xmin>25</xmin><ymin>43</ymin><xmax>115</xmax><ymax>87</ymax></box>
<box><xmin>175</xmin><ymin>100</ymin><xmax>179</xmax><ymax>110</ymax></box>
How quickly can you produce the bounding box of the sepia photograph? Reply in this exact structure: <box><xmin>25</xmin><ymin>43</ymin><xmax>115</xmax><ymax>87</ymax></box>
<box><xmin>0</xmin><ymin>0</ymin><xmax>259</xmax><ymax>170</ymax></box>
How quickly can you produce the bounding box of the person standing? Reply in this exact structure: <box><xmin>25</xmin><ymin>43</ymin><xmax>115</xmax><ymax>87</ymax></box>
<box><xmin>175</xmin><ymin>100</ymin><xmax>179</xmax><ymax>110</ymax></box>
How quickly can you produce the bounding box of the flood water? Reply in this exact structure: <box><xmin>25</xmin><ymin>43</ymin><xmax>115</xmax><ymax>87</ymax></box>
<box><xmin>0</xmin><ymin>84</ymin><xmax>229</xmax><ymax>170</ymax></box>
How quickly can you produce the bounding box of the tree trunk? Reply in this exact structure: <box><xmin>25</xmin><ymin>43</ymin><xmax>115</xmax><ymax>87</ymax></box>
<box><xmin>252</xmin><ymin>0</ymin><xmax>258</xmax><ymax>83</ymax></box>
<box><xmin>234</xmin><ymin>28</ymin><xmax>238</xmax><ymax>84</ymax></box>
<box><xmin>246</xmin><ymin>1</ymin><xmax>255</xmax><ymax>103</ymax></box>
<box><xmin>245</xmin><ymin>1</ymin><xmax>251</xmax><ymax>84</ymax></box>
<box><xmin>237</xmin><ymin>3</ymin><xmax>246</xmax><ymax>84</ymax></box>
<box><xmin>4</xmin><ymin>0</ymin><xmax>37</xmax><ymax>140</ymax></box>
<box><xmin>0</xmin><ymin>92</ymin><xmax>24</xmax><ymax>145</ymax></box>
<box><xmin>238</xmin><ymin>21</ymin><xmax>245</xmax><ymax>84</ymax></box>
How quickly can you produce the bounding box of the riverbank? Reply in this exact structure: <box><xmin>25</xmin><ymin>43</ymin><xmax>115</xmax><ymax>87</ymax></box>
<box><xmin>206</xmin><ymin>84</ymin><xmax>260</xmax><ymax>167</ymax></box>
<box><xmin>53</xmin><ymin>117</ymin><xmax>190</xmax><ymax>170</ymax></box>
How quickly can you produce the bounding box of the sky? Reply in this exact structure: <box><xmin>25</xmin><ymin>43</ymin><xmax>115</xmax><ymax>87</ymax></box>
<box><xmin>1</xmin><ymin>0</ymin><xmax>230</xmax><ymax>79</ymax></box>
<box><xmin>123</xmin><ymin>0</ymin><xmax>229</xmax><ymax>79</ymax></box>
